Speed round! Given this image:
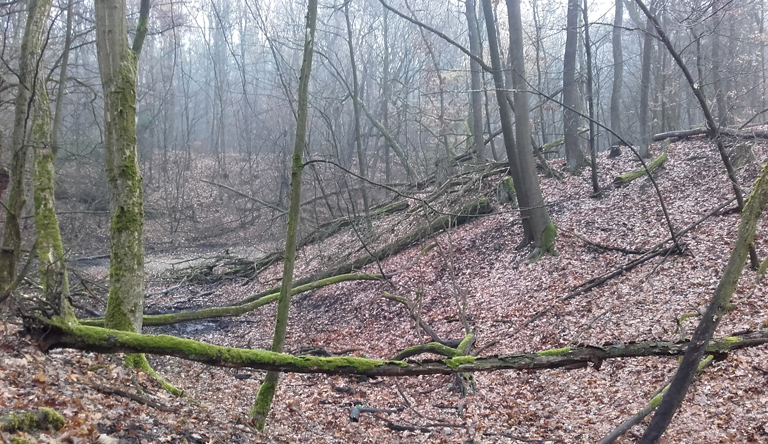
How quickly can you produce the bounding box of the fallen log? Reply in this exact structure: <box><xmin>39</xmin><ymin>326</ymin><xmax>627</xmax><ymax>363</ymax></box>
<box><xmin>32</xmin><ymin>319</ymin><xmax>768</xmax><ymax>377</ymax></box>
<box><xmin>612</xmin><ymin>151</ymin><xmax>668</xmax><ymax>187</ymax></box>
<box><xmin>653</xmin><ymin>127</ymin><xmax>768</xmax><ymax>142</ymax></box>
<box><xmin>80</xmin><ymin>273</ymin><xmax>382</xmax><ymax>327</ymax></box>
<box><xmin>652</xmin><ymin>128</ymin><xmax>706</xmax><ymax>142</ymax></box>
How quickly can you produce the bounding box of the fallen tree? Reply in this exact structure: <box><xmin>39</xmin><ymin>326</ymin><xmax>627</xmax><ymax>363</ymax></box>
<box><xmin>612</xmin><ymin>151</ymin><xmax>668</xmax><ymax>187</ymax></box>
<box><xmin>80</xmin><ymin>273</ymin><xmax>383</xmax><ymax>327</ymax></box>
<box><xmin>653</xmin><ymin>127</ymin><xmax>768</xmax><ymax>142</ymax></box>
<box><xmin>30</xmin><ymin>319</ymin><xmax>768</xmax><ymax>376</ymax></box>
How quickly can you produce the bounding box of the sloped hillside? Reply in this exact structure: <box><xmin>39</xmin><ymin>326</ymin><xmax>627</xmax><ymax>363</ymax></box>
<box><xmin>2</xmin><ymin>135</ymin><xmax>768</xmax><ymax>443</ymax></box>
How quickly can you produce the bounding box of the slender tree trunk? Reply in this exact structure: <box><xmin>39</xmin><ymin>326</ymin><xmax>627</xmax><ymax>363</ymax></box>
<box><xmin>711</xmin><ymin>0</ymin><xmax>728</xmax><ymax>127</ymax></box>
<box><xmin>381</xmin><ymin>7</ymin><xmax>393</xmax><ymax>180</ymax></box>
<box><xmin>638</xmin><ymin>0</ymin><xmax>655</xmax><ymax>158</ymax></box>
<box><xmin>480</xmin><ymin>0</ymin><xmax>532</xmax><ymax>244</ymax></box>
<box><xmin>250</xmin><ymin>0</ymin><xmax>318</xmax><ymax>431</ymax></box>
<box><xmin>609</xmin><ymin>0</ymin><xmax>624</xmax><ymax>155</ymax></box>
<box><xmin>32</xmin><ymin>79</ymin><xmax>74</xmax><ymax>320</ymax></box>
<box><xmin>0</xmin><ymin>0</ymin><xmax>52</xmax><ymax>293</ymax></box>
<box><xmin>465</xmin><ymin>0</ymin><xmax>486</xmax><ymax>162</ymax></box>
<box><xmin>583</xmin><ymin>0</ymin><xmax>599</xmax><ymax>194</ymax></box>
<box><xmin>563</xmin><ymin>0</ymin><xmax>584</xmax><ymax>170</ymax></box>
<box><xmin>51</xmin><ymin>0</ymin><xmax>74</xmax><ymax>150</ymax></box>
<box><xmin>505</xmin><ymin>0</ymin><xmax>555</xmax><ymax>257</ymax></box>
<box><xmin>344</xmin><ymin>1</ymin><xmax>370</xmax><ymax>211</ymax></box>
<box><xmin>531</xmin><ymin>0</ymin><xmax>548</xmax><ymax>146</ymax></box>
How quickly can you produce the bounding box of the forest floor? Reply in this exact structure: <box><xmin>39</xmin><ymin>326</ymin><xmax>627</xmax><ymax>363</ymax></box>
<box><xmin>2</xmin><ymin>135</ymin><xmax>768</xmax><ymax>443</ymax></box>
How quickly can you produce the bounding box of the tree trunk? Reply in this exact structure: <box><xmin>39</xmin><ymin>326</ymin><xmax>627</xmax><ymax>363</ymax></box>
<box><xmin>0</xmin><ymin>0</ymin><xmax>52</xmax><ymax>293</ymax></box>
<box><xmin>32</xmin><ymin>78</ymin><xmax>74</xmax><ymax>320</ymax></box>
<box><xmin>583</xmin><ymin>0</ymin><xmax>599</xmax><ymax>194</ymax></box>
<box><xmin>94</xmin><ymin>0</ymin><xmax>149</xmax><ymax>333</ymax></box>
<box><xmin>609</xmin><ymin>0</ymin><xmax>624</xmax><ymax>155</ymax></box>
<box><xmin>480</xmin><ymin>0</ymin><xmax>533</xmax><ymax>243</ymax></box>
<box><xmin>638</xmin><ymin>0</ymin><xmax>655</xmax><ymax>158</ymax></box>
<box><xmin>563</xmin><ymin>0</ymin><xmax>584</xmax><ymax>171</ymax></box>
<box><xmin>344</xmin><ymin>1</ymin><xmax>370</xmax><ymax>212</ymax></box>
<box><xmin>465</xmin><ymin>0</ymin><xmax>486</xmax><ymax>162</ymax></box>
<box><xmin>505</xmin><ymin>0</ymin><xmax>556</xmax><ymax>257</ymax></box>
<box><xmin>250</xmin><ymin>0</ymin><xmax>317</xmax><ymax>431</ymax></box>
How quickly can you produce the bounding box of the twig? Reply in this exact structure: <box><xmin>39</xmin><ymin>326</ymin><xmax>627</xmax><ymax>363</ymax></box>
<box><xmin>85</xmin><ymin>383</ymin><xmax>175</xmax><ymax>412</ymax></box>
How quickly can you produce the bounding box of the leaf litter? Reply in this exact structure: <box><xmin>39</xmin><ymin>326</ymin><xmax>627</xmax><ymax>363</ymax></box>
<box><xmin>2</xmin><ymin>135</ymin><xmax>768</xmax><ymax>443</ymax></box>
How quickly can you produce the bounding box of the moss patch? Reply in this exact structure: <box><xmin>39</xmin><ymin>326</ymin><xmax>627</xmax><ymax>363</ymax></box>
<box><xmin>536</xmin><ymin>346</ymin><xmax>572</xmax><ymax>356</ymax></box>
<box><xmin>444</xmin><ymin>356</ymin><xmax>476</xmax><ymax>369</ymax></box>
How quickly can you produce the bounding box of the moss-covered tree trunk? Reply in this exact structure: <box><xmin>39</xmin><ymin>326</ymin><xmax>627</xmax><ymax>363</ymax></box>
<box><xmin>32</xmin><ymin>80</ymin><xmax>74</xmax><ymax>320</ymax></box>
<box><xmin>250</xmin><ymin>0</ymin><xmax>318</xmax><ymax>431</ymax></box>
<box><xmin>94</xmin><ymin>0</ymin><xmax>147</xmax><ymax>334</ymax></box>
<box><xmin>0</xmin><ymin>0</ymin><xmax>52</xmax><ymax>293</ymax></box>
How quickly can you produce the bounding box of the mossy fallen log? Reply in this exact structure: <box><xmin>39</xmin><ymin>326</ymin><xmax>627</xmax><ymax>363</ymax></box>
<box><xmin>80</xmin><ymin>273</ymin><xmax>382</xmax><ymax>327</ymax></box>
<box><xmin>34</xmin><ymin>320</ymin><xmax>768</xmax><ymax>377</ymax></box>
<box><xmin>0</xmin><ymin>408</ymin><xmax>65</xmax><ymax>434</ymax></box>
<box><xmin>612</xmin><ymin>151</ymin><xmax>668</xmax><ymax>187</ymax></box>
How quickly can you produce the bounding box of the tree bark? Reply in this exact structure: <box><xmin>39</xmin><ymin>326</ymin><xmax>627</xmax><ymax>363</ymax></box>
<box><xmin>0</xmin><ymin>0</ymin><xmax>52</xmax><ymax>293</ymax></box>
<box><xmin>563</xmin><ymin>0</ymin><xmax>584</xmax><ymax>171</ymax></box>
<box><xmin>505</xmin><ymin>0</ymin><xmax>556</xmax><ymax>257</ymax></box>
<box><xmin>95</xmin><ymin>0</ymin><xmax>147</xmax><ymax>334</ymax></box>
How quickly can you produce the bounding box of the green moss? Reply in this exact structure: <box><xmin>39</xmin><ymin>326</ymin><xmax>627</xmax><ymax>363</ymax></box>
<box><xmin>536</xmin><ymin>346</ymin><xmax>572</xmax><ymax>356</ymax></box>
<box><xmin>10</xmin><ymin>437</ymin><xmax>31</xmax><ymax>444</ymax></box>
<box><xmin>38</xmin><ymin>408</ymin><xmax>64</xmax><ymax>431</ymax></box>
<box><xmin>648</xmin><ymin>392</ymin><xmax>665</xmax><ymax>409</ymax></box>
<box><xmin>103</xmin><ymin>299</ymin><xmax>133</xmax><ymax>332</ymax></box>
<box><xmin>540</xmin><ymin>221</ymin><xmax>558</xmax><ymax>256</ymax></box>
<box><xmin>2</xmin><ymin>413</ymin><xmax>37</xmax><ymax>433</ymax></box>
<box><xmin>444</xmin><ymin>356</ymin><xmax>476</xmax><ymax>370</ymax></box>
<box><xmin>707</xmin><ymin>336</ymin><xmax>741</xmax><ymax>352</ymax></box>
<box><xmin>457</xmin><ymin>333</ymin><xmax>474</xmax><ymax>355</ymax></box>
